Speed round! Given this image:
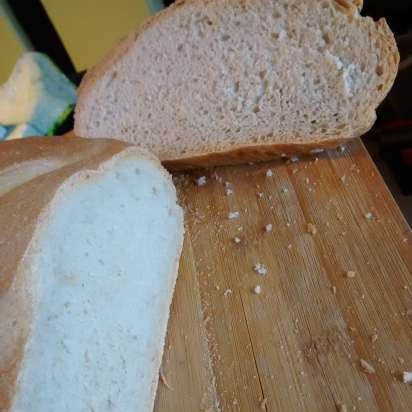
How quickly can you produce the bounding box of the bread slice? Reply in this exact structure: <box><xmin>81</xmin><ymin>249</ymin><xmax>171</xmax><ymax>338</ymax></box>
<box><xmin>74</xmin><ymin>0</ymin><xmax>399</xmax><ymax>168</ymax></box>
<box><xmin>0</xmin><ymin>137</ymin><xmax>184</xmax><ymax>411</ymax></box>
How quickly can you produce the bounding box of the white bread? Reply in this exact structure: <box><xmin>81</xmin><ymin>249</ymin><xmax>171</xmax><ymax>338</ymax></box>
<box><xmin>74</xmin><ymin>0</ymin><xmax>399</xmax><ymax>169</ymax></box>
<box><xmin>0</xmin><ymin>137</ymin><xmax>184</xmax><ymax>411</ymax></box>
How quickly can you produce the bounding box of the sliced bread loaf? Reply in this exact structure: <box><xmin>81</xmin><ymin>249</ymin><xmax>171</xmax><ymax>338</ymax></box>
<box><xmin>74</xmin><ymin>0</ymin><xmax>399</xmax><ymax>168</ymax></box>
<box><xmin>0</xmin><ymin>137</ymin><xmax>184</xmax><ymax>411</ymax></box>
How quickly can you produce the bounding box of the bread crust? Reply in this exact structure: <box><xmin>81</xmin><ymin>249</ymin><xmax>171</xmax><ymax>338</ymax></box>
<box><xmin>163</xmin><ymin>137</ymin><xmax>350</xmax><ymax>170</ymax></box>
<box><xmin>74</xmin><ymin>0</ymin><xmax>399</xmax><ymax>168</ymax></box>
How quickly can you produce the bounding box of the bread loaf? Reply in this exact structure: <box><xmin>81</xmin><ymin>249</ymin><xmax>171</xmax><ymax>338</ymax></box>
<box><xmin>74</xmin><ymin>0</ymin><xmax>399</xmax><ymax>168</ymax></box>
<box><xmin>0</xmin><ymin>137</ymin><xmax>184</xmax><ymax>411</ymax></box>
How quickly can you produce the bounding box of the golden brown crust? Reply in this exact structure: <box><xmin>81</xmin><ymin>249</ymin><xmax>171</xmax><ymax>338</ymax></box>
<box><xmin>163</xmin><ymin>137</ymin><xmax>350</xmax><ymax>170</ymax></box>
<box><xmin>0</xmin><ymin>136</ymin><xmax>145</xmax><ymax>410</ymax></box>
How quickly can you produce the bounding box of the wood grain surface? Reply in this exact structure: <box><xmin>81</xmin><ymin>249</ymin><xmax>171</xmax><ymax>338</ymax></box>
<box><xmin>154</xmin><ymin>138</ymin><xmax>412</xmax><ymax>412</ymax></box>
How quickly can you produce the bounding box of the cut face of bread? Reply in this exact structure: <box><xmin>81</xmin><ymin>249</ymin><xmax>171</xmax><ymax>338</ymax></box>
<box><xmin>75</xmin><ymin>0</ymin><xmax>399</xmax><ymax>165</ymax></box>
<box><xmin>0</xmin><ymin>138</ymin><xmax>184</xmax><ymax>412</ymax></box>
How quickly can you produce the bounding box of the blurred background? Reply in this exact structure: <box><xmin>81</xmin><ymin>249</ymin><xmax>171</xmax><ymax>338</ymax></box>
<box><xmin>0</xmin><ymin>0</ymin><xmax>411</xmax><ymax>221</ymax></box>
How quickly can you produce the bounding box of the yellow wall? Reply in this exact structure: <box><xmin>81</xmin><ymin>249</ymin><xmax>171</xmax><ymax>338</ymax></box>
<box><xmin>0</xmin><ymin>16</ymin><xmax>24</xmax><ymax>83</ymax></box>
<box><xmin>41</xmin><ymin>0</ymin><xmax>150</xmax><ymax>72</ymax></box>
<box><xmin>0</xmin><ymin>0</ymin><xmax>150</xmax><ymax>83</ymax></box>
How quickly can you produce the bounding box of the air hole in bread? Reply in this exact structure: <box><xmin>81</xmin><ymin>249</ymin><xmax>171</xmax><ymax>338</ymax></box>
<box><xmin>376</xmin><ymin>65</ymin><xmax>384</xmax><ymax>76</ymax></box>
<box><xmin>322</xmin><ymin>32</ymin><xmax>331</xmax><ymax>44</ymax></box>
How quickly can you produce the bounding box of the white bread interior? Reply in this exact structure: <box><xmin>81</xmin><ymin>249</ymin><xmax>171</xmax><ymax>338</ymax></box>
<box><xmin>0</xmin><ymin>137</ymin><xmax>184</xmax><ymax>412</ymax></box>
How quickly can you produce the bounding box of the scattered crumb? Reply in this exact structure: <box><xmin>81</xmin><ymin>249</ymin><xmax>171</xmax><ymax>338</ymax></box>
<box><xmin>345</xmin><ymin>270</ymin><xmax>356</xmax><ymax>278</ymax></box>
<box><xmin>254</xmin><ymin>285</ymin><xmax>262</xmax><ymax>295</ymax></box>
<box><xmin>233</xmin><ymin>236</ymin><xmax>241</xmax><ymax>244</ymax></box>
<box><xmin>237</xmin><ymin>226</ymin><xmax>243</xmax><ymax>232</ymax></box>
<box><xmin>260</xmin><ymin>397</ymin><xmax>267</xmax><ymax>410</ymax></box>
<box><xmin>196</xmin><ymin>176</ymin><xmax>207</xmax><ymax>186</ymax></box>
<box><xmin>266</xmin><ymin>169</ymin><xmax>273</xmax><ymax>177</ymax></box>
<box><xmin>257</xmin><ymin>192</ymin><xmax>264</xmax><ymax>198</ymax></box>
<box><xmin>300</xmin><ymin>370</ymin><xmax>305</xmax><ymax>376</ymax></box>
<box><xmin>224</xmin><ymin>289</ymin><xmax>232</xmax><ymax>297</ymax></box>
<box><xmin>403</xmin><ymin>285</ymin><xmax>409</xmax><ymax>290</ymax></box>
<box><xmin>306</xmin><ymin>222</ymin><xmax>317</xmax><ymax>235</ymax></box>
<box><xmin>290</xmin><ymin>155</ymin><xmax>299</xmax><ymax>162</ymax></box>
<box><xmin>254</xmin><ymin>263</ymin><xmax>267</xmax><ymax>276</ymax></box>
<box><xmin>402</xmin><ymin>371</ymin><xmax>412</xmax><ymax>383</ymax></box>
<box><xmin>159</xmin><ymin>367</ymin><xmax>173</xmax><ymax>390</ymax></box>
<box><xmin>228</xmin><ymin>211</ymin><xmax>240</xmax><ymax>220</ymax></box>
<box><xmin>399</xmin><ymin>357</ymin><xmax>405</xmax><ymax>364</ymax></box>
<box><xmin>370</xmin><ymin>333</ymin><xmax>378</xmax><ymax>343</ymax></box>
<box><xmin>287</xmin><ymin>244</ymin><xmax>293</xmax><ymax>250</ymax></box>
<box><xmin>215</xmin><ymin>285</ymin><xmax>220</xmax><ymax>291</ymax></box>
<box><xmin>265</xmin><ymin>223</ymin><xmax>273</xmax><ymax>232</ymax></box>
<box><xmin>336</xmin><ymin>402</ymin><xmax>348</xmax><ymax>412</ymax></box>
<box><xmin>349</xmin><ymin>326</ymin><xmax>357</xmax><ymax>332</ymax></box>
<box><xmin>359</xmin><ymin>359</ymin><xmax>375</xmax><ymax>374</ymax></box>
<box><xmin>340</xmin><ymin>175</ymin><xmax>347</xmax><ymax>183</ymax></box>
<box><xmin>292</xmin><ymin>168</ymin><xmax>299</xmax><ymax>174</ymax></box>
<box><xmin>337</xmin><ymin>144</ymin><xmax>347</xmax><ymax>153</ymax></box>
<box><xmin>225</xmin><ymin>187</ymin><xmax>234</xmax><ymax>196</ymax></box>
<box><xmin>281</xmin><ymin>187</ymin><xmax>289</xmax><ymax>193</ymax></box>
<box><xmin>331</xmin><ymin>285</ymin><xmax>337</xmax><ymax>294</ymax></box>
<box><xmin>364</xmin><ymin>212</ymin><xmax>373</xmax><ymax>220</ymax></box>
<box><xmin>211</xmin><ymin>171</ymin><xmax>222</xmax><ymax>183</ymax></box>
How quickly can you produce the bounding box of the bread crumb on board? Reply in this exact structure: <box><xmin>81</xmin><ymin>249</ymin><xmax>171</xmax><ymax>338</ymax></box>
<box><xmin>254</xmin><ymin>285</ymin><xmax>262</xmax><ymax>295</ymax></box>
<box><xmin>225</xmin><ymin>187</ymin><xmax>234</xmax><ymax>196</ymax></box>
<box><xmin>228</xmin><ymin>211</ymin><xmax>240</xmax><ymax>220</ymax></box>
<box><xmin>359</xmin><ymin>359</ymin><xmax>375</xmax><ymax>374</ymax></box>
<box><xmin>402</xmin><ymin>371</ymin><xmax>412</xmax><ymax>383</ymax></box>
<box><xmin>265</xmin><ymin>223</ymin><xmax>273</xmax><ymax>232</ymax></box>
<box><xmin>254</xmin><ymin>263</ymin><xmax>267</xmax><ymax>276</ymax></box>
<box><xmin>345</xmin><ymin>270</ymin><xmax>356</xmax><ymax>278</ymax></box>
<box><xmin>260</xmin><ymin>397</ymin><xmax>267</xmax><ymax>409</ymax></box>
<box><xmin>306</xmin><ymin>222</ymin><xmax>317</xmax><ymax>235</ymax></box>
<box><xmin>331</xmin><ymin>285</ymin><xmax>337</xmax><ymax>294</ymax></box>
<box><xmin>224</xmin><ymin>288</ymin><xmax>232</xmax><ymax>297</ymax></box>
<box><xmin>266</xmin><ymin>169</ymin><xmax>273</xmax><ymax>177</ymax></box>
<box><xmin>233</xmin><ymin>236</ymin><xmax>241</xmax><ymax>244</ymax></box>
<box><xmin>364</xmin><ymin>212</ymin><xmax>374</xmax><ymax>220</ymax></box>
<box><xmin>281</xmin><ymin>187</ymin><xmax>289</xmax><ymax>193</ymax></box>
<box><xmin>159</xmin><ymin>367</ymin><xmax>173</xmax><ymax>390</ymax></box>
<box><xmin>195</xmin><ymin>176</ymin><xmax>207</xmax><ymax>186</ymax></box>
<box><xmin>370</xmin><ymin>333</ymin><xmax>378</xmax><ymax>343</ymax></box>
<box><xmin>336</xmin><ymin>402</ymin><xmax>348</xmax><ymax>412</ymax></box>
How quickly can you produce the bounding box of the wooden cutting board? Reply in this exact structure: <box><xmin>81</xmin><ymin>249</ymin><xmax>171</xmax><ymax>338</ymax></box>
<box><xmin>154</xmin><ymin>138</ymin><xmax>412</xmax><ymax>412</ymax></box>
